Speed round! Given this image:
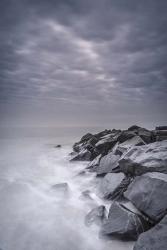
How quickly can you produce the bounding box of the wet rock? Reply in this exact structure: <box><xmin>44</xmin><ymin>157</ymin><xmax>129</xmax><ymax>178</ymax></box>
<box><xmin>99</xmin><ymin>173</ymin><xmax>125</xmax><ymax>199</ymax></box>
<box><xmin>55</xmin><ymin>144</ymin><xmax>61</xmax><ymax>148</ymax></box>
<box><xmin>134</xmin><ymin>215</ymin><xmax>167</xmax><ymax>250</ymax></box>
<box><xmin>80</xmin><ymin>190</ymin><xmax>94</xmax><ymax>201</ymax></box>
<box><xmin>119</xmin><ymin>140</ymin><xmax>167</xmax><ymax>175</ymax></box>
<box><xmin>117</xmin><ymin>130</ymin><xmax>137</xmax><ymax>143</ymax></box>
<box><xmin>128</xmin><ymin>125</ymin><xmax>141</xmax><ymax>131</ymax></box>
<box><xmin>96</xmin><ymin>152</ymin><xmax>120</xmax><ymax>176</ymax></box>
<box><xmin>101</xmin><ymin>202</ymin><xmax>150</xmax><ymax>240</ymax></box>
<box><xmin>124</xmin><ymin>172</ymin><xmax>167</xmax><ymax>221</ymax></box>
<box><xmin>52</xmin><ymin>183</ymin><xmax>69</xmax><ymax>195</ymax></box>
<box><xmin>153</xmin><ymin>129</ymin><xmax>167</xmax><ymax>141</ymax></box>
<box><xmin>87</xmin><ymin>154</ymin><xmax>102</xmax><ymax>171</ymax></box>
<box><xmin>95</xmin><ymin>137</ymin><xmax>117</xmax><ymax>156</ymax></box>
<box><xmin>70</xmin><ymin>149</ymin><xmax>92</xmax><ymax>161</ymax></box>
<box><xmin>85</xmin><ymin>205</ymin><xmax>107</xmax><ymax>227</ymax></box>
<box><xmin>155</xmin><ymin>126</ymin><xmax>167</xmax><ymax>130</ymax></box>
<box><xmin>80</xmin><ymin>133</ymin><xmax>93</xmax><ymax>142</ymax></box>
<box><xmin>116</xmin><ymin>136</ymin><xmax>145</xmax><ymax>156</ymax></box>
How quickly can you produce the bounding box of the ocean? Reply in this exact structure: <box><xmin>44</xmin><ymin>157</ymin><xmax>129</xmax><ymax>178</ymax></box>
<box><xmin>0</xmin><ymin>127</ymin><xmax>134</xmax><ymax>250</ymax></box>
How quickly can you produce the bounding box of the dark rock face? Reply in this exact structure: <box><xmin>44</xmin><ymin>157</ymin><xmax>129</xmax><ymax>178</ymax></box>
<box><xmin>55</xmin><ymin>144</ymin><xmax>61</xmax><ymax>148</ymax></box>
<box><xmin>117</xmin><ymin>131</ymin><xmax>137</xmax><ymax>143</ymax></box>
<box><xmin>155</xmin><ymin>126</ymin><xmax>167</xmax><ymax>130</ymax></box>
<box><xmin>119</xmin><ymin>140</ymin><xmax>167</xmax><ymax>176</ymax></box>
<box><xmin>98</xmin><ymin>173</ymin><xmax>125</xmax><ymax>199</ymax></box>
<box><xmin>101</xmin><ymin>202</ymin><xmax>150</xmax><ymax>240</ymax></box>
<box><xmin>85</xmin><ymin>205</ymin><xmax>107</xmax><ymax>227</ymax></box>
<box><xmin>86</xmin><ymin>154</ymin><xmax>102</xmax><ymax>171</ymax></box>
<box><xmin>70</xmin><ymin>149</ymin><xmax>92</xmax><ymax>161</ymax></box>
<box><xmin>96</xmin><ymin>152</ymin><xmax>120</xmax><ymax>176</ymax></box>
<box><xmin>134</xmin><ymin>215</ymin><xmax>167</xmax><ymax>250</ymax></box>
<box><xmin>80</xmin><ymin>133</ymin><xmax>93</xmax><ymax>142</ymax></box>
<box><xmin>128</xmin><ymin>125</ymin><xmax>141</xmax><ymax>131</ymax></box>
<box><xmin>124</xmin><ymin>173</ymin><xmax>167</xmax><ymax>221</ymax></box>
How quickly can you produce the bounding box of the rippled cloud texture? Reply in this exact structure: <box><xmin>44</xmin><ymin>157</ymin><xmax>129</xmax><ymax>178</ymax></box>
<box><xmin>0</xmin><ymin>0</ymin><xmax>167</xmax><ymax>128</ymax></box>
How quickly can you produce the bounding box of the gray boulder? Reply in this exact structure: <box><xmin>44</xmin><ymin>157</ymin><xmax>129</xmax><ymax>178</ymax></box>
<box><xmin>119</xmin><ymin>140</ymin><xmax>167</xmax><ymax>175</ymax></box>
<box><xmin>87</xmin><ymin>154</ymin><xmax>102</xmax><ymax>171</ymax></box>
<box><xmin>116</xmin><ymin>136</ymin><xmax>145</xmax><ymax>156</ymax></box>
<box><xmin>124</xmin><ymin>172</ymin><xmax>167</xmax><ymax>221</ymax></box>
<box><xmin>117</xmin><ymin>130</ymin><xmax>137</xmax><ymax>143</ymax></box>
<box><xmin>96</xmin><ymin>152</ymin><xmax>120</xmax><ymax>176</ymax></box>
<box><xmin>85</xmin><ymin>205</ymin><xmax>107</xmax><ymax>227</ymax></box>
<box><xmin>101</xmin><ymin>202</ymin><xmax>150</xmax><ymax>240</ymax></box>
<box><xmin>98</xmin><ymin>173</ymin><xmax>125</xmax><ymax>199</ymax></box>
<box><xmin>134</xmin><ymin>215</ymin><xmax>167</xmax><ymax>250</ymax></box>
<box><xmin>52</xmin><ymin>183</ymin><xmax>69</xmax><ymax>196</ymax></box>
<box><xmin>155</xmin><ymin>126</ymin><xmax>167</xmax><ymax>130</ymax></box>
<box><xmin>70</xmin><ymin>149</ymin><xmax>92</xmax><ymax>161</ymax></box>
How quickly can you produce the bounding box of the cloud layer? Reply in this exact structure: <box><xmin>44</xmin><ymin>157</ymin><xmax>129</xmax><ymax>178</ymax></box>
<box><xmin>0</xmin><ymin>0</ymin><xmax>167</xmax><ymax>128</ymax></box>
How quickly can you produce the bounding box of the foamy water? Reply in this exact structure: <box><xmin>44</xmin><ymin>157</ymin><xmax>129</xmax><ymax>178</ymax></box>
<box><xmin>0</xmin><ymin>137</ymin><xmax>134</xmax><ymax>250</ymax></box>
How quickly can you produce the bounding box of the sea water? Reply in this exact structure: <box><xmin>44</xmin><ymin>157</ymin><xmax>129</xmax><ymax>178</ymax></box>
<box><xmin>0</xmin><ymin>128</ymin><xmax>134</xmax><ymax>250</ymax></box>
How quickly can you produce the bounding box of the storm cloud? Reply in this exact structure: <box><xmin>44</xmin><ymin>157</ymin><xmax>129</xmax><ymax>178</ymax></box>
<box><xmin>0</xmin><ymin>0</ymin><xmax>167</xmax><ymax>128</ymax></box>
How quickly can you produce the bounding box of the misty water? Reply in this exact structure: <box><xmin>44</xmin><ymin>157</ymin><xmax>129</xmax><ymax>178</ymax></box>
<box><xmin>0</xmin><ymin>129</ymin><xmax>134</xmax><ymax>250</ymax></box>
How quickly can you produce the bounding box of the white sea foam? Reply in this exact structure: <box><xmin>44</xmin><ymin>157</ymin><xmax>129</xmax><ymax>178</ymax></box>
<box><xmin>0</xmin><ymin>137</ymin><xmax>134</xmax><ymax>250</ymax></box>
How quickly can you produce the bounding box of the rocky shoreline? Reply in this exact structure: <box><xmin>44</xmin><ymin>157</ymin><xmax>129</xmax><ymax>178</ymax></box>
<box><xmin>70</xmin><ymin>125</ymin><xmax>167</xmax><ymax>250</ymax></box>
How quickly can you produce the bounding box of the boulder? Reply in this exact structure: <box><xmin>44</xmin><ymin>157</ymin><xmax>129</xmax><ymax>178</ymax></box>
<box><xmin>95</xmin><ymin>136</ymin><xmax>117</xmax><ymax>156</ymax></box>
<box><xmin>70</xmin><ymin>149</ymin><xmax>92</xmax><ymax>161</ymax></box>
<box><xmin>119</xmin><ymin>140</ymin><xmax>167</xmax><ymax>175</ymax></box>
<box><xmin>116</xmin><ymin>136</ymin><xmax>145</xmax><ymax>156</ymax></box>
<box><xmin>128</xmin><ymin>125</ymin><xmax>141</xmax><ymax>131</ymax></box>
<box><xmin>87</xmin><ymin>154</ymin><xmax>102</xmax><ymax>171</ymax></box>
<box><xmin>80</xmin><ymin>190</ymin><xmax>94</xmax><ymax>201</ymax></box>
<box><xmin>52</xmin><ymin>183</ymin><xmax>69</xmax><ymax>196</ymax></box>
<box><xmin>137</xmin><ymin>128</ymin><xmax>153</xmax><ymax>144</ymax></box>
<box><xmin>95</xmin><ymin>152</ymin><xmax>120</xmax><ymax>176</ymax></box>
<box><xmin>117</xmin><ymin>130</ymin><xmax>137</xmax><ymax>143</ymax></box>
<box><xmin>85</xmin><ymin>205</ymin><xmax>107</xmax><ymax>227</ymax></box>
<box><xmin>98</xmin><ymin>173</ymin><xmax>125</xmax><ymax>199</ymax></box>
<box><xmin>80</xmin><ymin>133</ymin><xmax>93</xmax><ymax>142</ymax></box>
<box><xmin>101</xmin><ymin>202</ymin><xmax>150</xmax><ymax>240</ymax></box>
<box><xmin>55</xmin><ymin>144</ymin><xmax>61</xmax><ymax>148</ymax></box>
<box><xmin>155</xmin><ymin>126</ymin><xmax>167</xmax><ymax>130</ymax></box>
<box><xmin>124</xmin><ymin>172</ymin><xmax>167</xmax><ymax>221</ymax></box>
<box><xmin>134</xmin><ymin>215</ymin><xmax>167</xmax><ymax>250</ymax></box>
<box><xmin>94</xmin><ymin>129</ymin><xmax>112</xmax><ymax>139</ymax></box>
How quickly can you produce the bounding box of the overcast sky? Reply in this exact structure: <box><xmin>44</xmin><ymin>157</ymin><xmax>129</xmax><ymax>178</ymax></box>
<box><xmin>0</xmin><ymin>0</ymin><xmax>167</xmax><ymax>129</ymax></box>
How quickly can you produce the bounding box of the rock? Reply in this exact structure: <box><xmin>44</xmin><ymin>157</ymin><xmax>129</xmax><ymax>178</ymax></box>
<box><xmin>55</xmin><ymin>144</ymin><xmax>61</xmax><ymax>148</ymax></box>
<box><xmin>80</xmin><ymin>190</ymin><xmax>94</xmax><ymax>201</ymax></box>
<box><xmin>101</xmin><ymin>202</ymin><xmax>150</xmax><ymax>240</ymax></box>
<box><xmin>94</xmin><ymin>129</ymin><xmax>112</xmax><ymax>139</ymax></box>
<box><xmin>128</xmin><ymin>125</ymin><xmax>141</xmax><ymax>131</ymax></box>
<box><xmin>119</xmin><ymin>140</ymin><xmax>167</xmax><ymax>175</ymax></box>
<box><xmin>52</xmin><ymin>183</ymin><xmax>69</xmax><ymax>196</ymax></box>
<box><xmin>81</xmin><ymin>133</ymin><xmax>93</xmax><ymax>142</ymax></box>
<box><xmin>95</xmin><ymin>136</ymin><xmax>117</xmax><ymax>156</ymax></box>
<box><xmin>137</xmin><ymin>128</ymin><xmax>153</xmax><ymax>144</ymax></box>
<box><xmin>87</xmin><ymin>154</ymin><xmax>102</xmax><ymax>171</ymax></box>
<box><xmin>96</xmin><ymin>152</ymin><xmax>120</xmax><ymax>176</ymax></box>
<box><xmin>98</xmin><ymin>173</ymin><xmax>125</xmax><ymax>199</ymax></box>
<box><xmin>117</xmin><ymin>130</ymin><xmax>137</xmax><ymax>143</ymax></box>
<box><xmin>134</xmin><ymin>215</ymin><xmax>167</xmax><ymax>250</ymax></box>
<box><xmin>70</xmin><ymin>149</ymin><xmax>92</xmax><ymax>161</ymax></box>
<box><xmin>153</xmin><ymin>130</ymin><xmax>167</xmax><ymax>142</ymax></box>
<box><xmin>124</xmin><ymin>172</ymin><xmax>167</xmax><ymax>221</ymax></box>
<box><xmin>85</xmin><ymin>205</ymin><xmax>107</xmax><ymax>227</ymax></box>
<box><xmin>116</xmin><ymin>136</ymin><xmax>145</xmax><ymax>156</ymax></box>
<box><xmin>155</xmin><ymin>126</ymin><xmax>167</xmax><ymax>130</ymax></box>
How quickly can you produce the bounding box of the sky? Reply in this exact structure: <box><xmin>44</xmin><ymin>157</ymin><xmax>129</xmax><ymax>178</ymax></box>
<box><xmin>0</xmin><ymin>0</ymin><xmax>167</xmax><ymax>129</ymax></box>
